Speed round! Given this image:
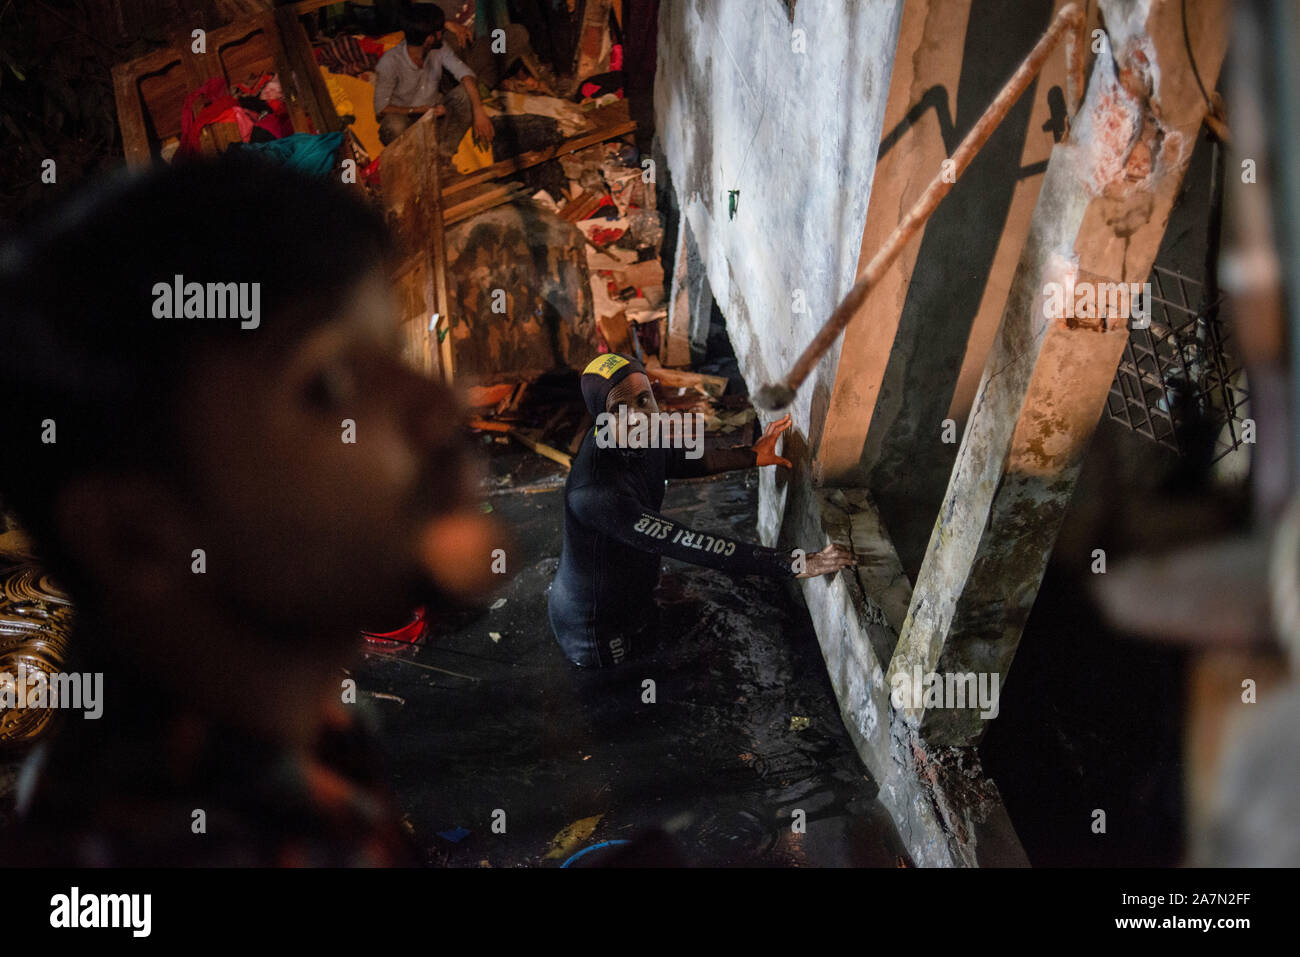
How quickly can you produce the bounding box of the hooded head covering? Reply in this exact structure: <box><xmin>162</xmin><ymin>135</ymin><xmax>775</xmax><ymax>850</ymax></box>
<box><xmin>580</xmin><ymin>353</ymin><xmax>645</xmax><ymax>418</ymax></box>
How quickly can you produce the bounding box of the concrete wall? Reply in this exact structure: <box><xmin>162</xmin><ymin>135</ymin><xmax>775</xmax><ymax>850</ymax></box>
<box><xmin>655</xmin><ymin>0</ymin><xmax>1030</xmax><ymax>866</ymax></box>
<box><xmin>655</xmin><ymin>0</ymin><xmax>902</xmax><ymax>546</ymax></box>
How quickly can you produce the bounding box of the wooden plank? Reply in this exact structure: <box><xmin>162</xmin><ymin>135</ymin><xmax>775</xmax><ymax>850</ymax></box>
<box><xmin>467</xmin><ymin>418</ymin><xmax>513</xmax><ymax>433</ymax></box>
<box><xmin>428</xmin><ymin>116</ymin><xmax>453</xmax><ymax>383</ymax></box>
<box><xmin>211</xmin><ymin>20</ymin><xmax>277</xmax><ymax>86</ymax></box>
<box><xmin>255</xmin><ymin>10</ymin><xmax>313</xmax><ymax>133</ymax></box>
<box><xmin>117</xmin><ymin>46</ymin><xmax>189</xmax><ymax>77</ymax></box>
<box><xmin>665</xmin><ymin>224</ymin><xmax>692</xmax><ymax>366</ymax></box>
<box><xmin>558</xmin><ymin>189</ymin><xmax>605</xmax><ymax>223</ymax></box>
<box><xmin>383</xmin><ymin>111</ymin><xmax>440</xmax><ymax>376</ymax></box>
<box><xmin>442</xmin><ymin>118</ymin><xmax>636</xmax><ymax>198</ymax></box>
<box><xmin>385</xmin><ymin>110</ymin><xmax>450</xmax><ymax>377</ymax></box>
<box><xmin>288</xmin><ymin>0</ymin><xmax>340</xmax><ymax>15</ymax></box>
<box><xmin>273</xmin><ymin>5</ymin><xmax>341</xmax><ymax>134</ymax></box>
<box><xmin>112</xmin><ymin>62</ymin><xmax>153</xmax><ymax>167</ymax></box>
<box><xmin>443</xmin><ymin>182</ymin><xmax>530</xmax><ymax>226</ymax></box>
<box><xmin>596</xmin><ymin>309</ymin><xmax>632</xmax><ymax>353</ymax></box>
<box><xmin>135</xmin><ymin>58</ymin><xmax>190</xmax><ymax>142</ymax></box>
<box><xmin>509</xmin><ymin>429</ymin><xmax>572</xmax><ymax>469</ymax></box>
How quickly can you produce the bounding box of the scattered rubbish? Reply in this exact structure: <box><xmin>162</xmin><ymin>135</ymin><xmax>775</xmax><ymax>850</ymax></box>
<box><xmin>488</xmin><ymin>91</ymin><xmax>588</xmax><ymax>137</ymax></box>
<box><xmin>543</xmin><ymin>814</ymin><xmax>603</xmax><ymax>860</ymax></box>
<box><xmin>468</xmin><ymin>418</ymin><xmax>513</xmax><ymax>433</ymax></box>
<box><xmin>489</xmin><ymin>632</ymin><xmax>502</xmax><ymax>643</ymax></box>
<box><xmin>490</xmin><ymin>598</ymin><xmax>507</xmax><ymax>610</ymax></box>
<box><xmin>789</xmin><ymin>716</ymin><xmax>811</xmax><ymax>732</ymax></box>
<box><xmin>467</xmin><ymin>383</ymin><xmax>516</xmax><ymax>408</ymax></box>
<box><xmin>364</xmin><ymin>652</ymin><xmax>479</xmax><ymax>682</ymax></box>
<box><xmin>437</xmin><ymin>826</ymin><xmax>471</xmax><ymax>843</ymax></box>
<box><xmin>577</xmin><ymin>216</ymin><xmax>629</xmax><ymax>247</ymax></box>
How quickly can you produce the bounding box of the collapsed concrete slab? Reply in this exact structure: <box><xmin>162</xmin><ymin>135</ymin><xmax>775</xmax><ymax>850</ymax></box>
<box><xmin>888</xmin><ymin>0</ymin><xmax>1229</xmax><ymax>746</ymax></box>
<box><xmin>800</xmin><ymin>489</ymin><xmax>1027</xmax><ymax>866</ymax></box>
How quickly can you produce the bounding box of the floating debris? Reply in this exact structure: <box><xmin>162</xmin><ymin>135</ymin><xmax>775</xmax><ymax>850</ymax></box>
<box><xmin>543</xmin><ymin>814</ymin><xmax>603</xmax><ymax>860</ymax></box>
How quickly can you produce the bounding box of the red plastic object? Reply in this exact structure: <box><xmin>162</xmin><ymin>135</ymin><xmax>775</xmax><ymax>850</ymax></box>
<box><xmin>362</xmin><ymin>607</ymin><xmax>429</xmax><ymax>645</ymax></box>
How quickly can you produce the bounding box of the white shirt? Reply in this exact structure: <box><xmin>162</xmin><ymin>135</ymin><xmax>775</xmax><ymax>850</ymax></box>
<box><xmin>372</xmin><ymin>41</ymin><xmax>475</xmax><ymax>119</ymax></box>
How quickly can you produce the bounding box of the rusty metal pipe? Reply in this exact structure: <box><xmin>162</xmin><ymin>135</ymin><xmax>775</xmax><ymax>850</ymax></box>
<box><xmin>755</xmin><ymin>3</ymin><xmax>1086</xmax><ymax>411</ymax></box>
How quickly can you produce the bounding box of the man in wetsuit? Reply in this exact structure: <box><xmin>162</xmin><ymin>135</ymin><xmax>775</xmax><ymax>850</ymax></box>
<box><xmin>548</xmin><ymin>354</ymin><xmax>857</xmax><ymax>668</ymax></box>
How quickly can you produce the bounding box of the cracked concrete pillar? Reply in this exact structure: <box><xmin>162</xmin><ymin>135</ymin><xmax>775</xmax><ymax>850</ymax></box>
<box><xmin>886</xmin><ymin>0</ymin><xmax>1230</xmax><ymax>746</ymax></box>
<box><xmin>814</xmin><ymin>0</ymin><xmax>1077</xmax><ymax>579</ymax></box>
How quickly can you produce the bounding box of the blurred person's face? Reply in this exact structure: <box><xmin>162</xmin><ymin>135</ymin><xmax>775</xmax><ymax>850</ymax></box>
<box><xmin>604</xmin><ymin>372</ymin><xmax>658</xmax><ymax>447</ymax></box>
<box><xmin>74</xmin><ymin>266</ymin><xmax>489</xmax><ymax>639</ymax></box>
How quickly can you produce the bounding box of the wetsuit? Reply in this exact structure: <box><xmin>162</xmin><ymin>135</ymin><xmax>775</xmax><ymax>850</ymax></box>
<box><xmin>548</xmin><ymin>432</ymin><xmax>798</xmax><ymax>668</ymax></box>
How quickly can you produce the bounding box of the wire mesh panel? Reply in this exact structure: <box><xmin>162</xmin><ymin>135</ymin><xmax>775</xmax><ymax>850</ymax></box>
<box><xmin>1105</xmin><ymin>265</ymin><xmax>1248</xmax><ymax>463</ymax></box>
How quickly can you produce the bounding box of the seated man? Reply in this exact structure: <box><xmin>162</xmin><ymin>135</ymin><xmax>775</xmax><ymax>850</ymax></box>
<box><xmin>441</xmin><ymin>1</ymin><xmax>555</xmax><ymax>95</ymax></box>
<box><xmin>0</xmin><ymin>157</ymin><xmax>498</xmax><ymax>865</ymax></box>
<box><xmin>548</xmin><ymin>354</ymin><xmax>856</xmax><ymax>668</ymax></box>
<box><xmin>373</xmin><ymin>7</ymin><xmax>495</xmax><ymax>151</ymax></box>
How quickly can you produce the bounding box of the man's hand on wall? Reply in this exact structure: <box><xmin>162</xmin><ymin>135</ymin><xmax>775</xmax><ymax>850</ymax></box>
<box><xmin>795</xmin><ymin>543</ymin><xmax>857</xmax><ymax>579</ymax></box>
<box><xmin>752</xmin><ymin>413</ymin><xmax>793</xmax><ymax>468</ymax></box>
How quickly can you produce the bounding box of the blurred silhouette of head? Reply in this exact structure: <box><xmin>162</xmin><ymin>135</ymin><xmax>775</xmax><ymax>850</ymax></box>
<box><xmin>0</xmin><ymin>157</ymin><xmax>486</xmax><ymax>646</ymax></box>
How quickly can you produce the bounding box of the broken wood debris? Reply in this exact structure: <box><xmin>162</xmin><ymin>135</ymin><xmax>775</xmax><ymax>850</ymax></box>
<box><xmin>507</xmin><ymin>429</ymin><xmax>573</xmax><ymax>469</ymax></box>
<box><xmin>444</xmin><ymin>182</ymin><xmax>533</xmax><ymax>227</ymax></box>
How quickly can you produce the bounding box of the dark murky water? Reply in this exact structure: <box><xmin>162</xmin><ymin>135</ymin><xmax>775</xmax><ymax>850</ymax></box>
<box><xmin>355</xmin><ymin>452</ymin><xmax>908</xmax><ymax>866</ymax></box>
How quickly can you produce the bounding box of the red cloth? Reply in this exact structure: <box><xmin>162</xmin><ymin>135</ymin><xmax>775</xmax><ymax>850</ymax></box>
<box><xmin>180</xmin><ymin>75</ymin><xmax>294</xmax><ymax>158</ymax></box>
<box><xmin>179</xmin><ymin>76</ymin><xmax>239</xmax><ymax>158</ymax></box>
<box><xmin>253</xmin><ymin>100</ymin><xmax>294</xmax><ymax>140</ymax></box>
<box><xmin>232</xmin><ymin>71</ymin><xmax>274</xmax><ymax>98</ymax></box>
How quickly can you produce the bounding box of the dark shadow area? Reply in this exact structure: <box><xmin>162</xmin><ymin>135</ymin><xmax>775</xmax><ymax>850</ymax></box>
<box><xmin>980</xmin><ymin>560</ymin><xmax>1188</xmax><ymax>867</ymax></box>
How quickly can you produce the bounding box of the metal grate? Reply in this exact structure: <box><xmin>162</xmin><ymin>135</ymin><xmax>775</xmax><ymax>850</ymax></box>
<box><xmin>1105</xmin><ymin>265</ymin><xmax>1248</xmax><ymax>463</ymax></box>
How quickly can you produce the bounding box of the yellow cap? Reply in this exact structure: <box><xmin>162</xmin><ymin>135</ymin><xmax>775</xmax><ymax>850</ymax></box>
<box><xmin>583</xmin><ymin>354</ymin><xmax>630</xmax><ymax>379</ymax></box>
